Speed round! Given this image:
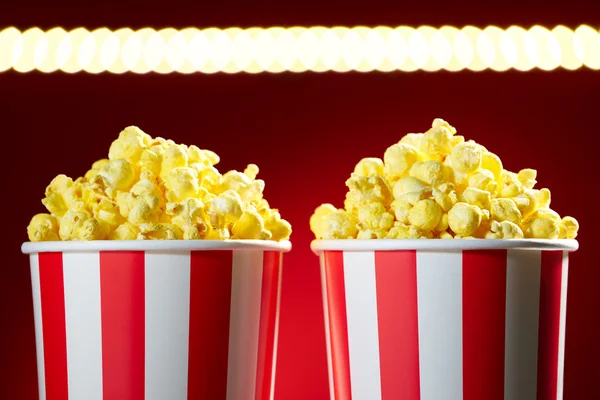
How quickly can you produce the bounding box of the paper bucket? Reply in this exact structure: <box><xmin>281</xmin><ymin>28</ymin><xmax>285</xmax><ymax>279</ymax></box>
<box><xmin>311</xmin><ymin>239</ymin><xmax>578</xmax><ymax>400</ymax></box>
<box><xmin>22</xmin><ymin>239</ymin><xmax>291</xmax><ymax>400</ymax></box>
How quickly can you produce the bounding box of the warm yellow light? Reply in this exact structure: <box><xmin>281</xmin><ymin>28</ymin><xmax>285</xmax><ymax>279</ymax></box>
<box><xmin>1</xmin><ymin>25</ymin><xmax>598</xmax><ymax>74</ymax></box>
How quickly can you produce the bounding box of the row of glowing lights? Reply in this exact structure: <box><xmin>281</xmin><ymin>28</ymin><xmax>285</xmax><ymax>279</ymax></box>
<box><xmin>1</xmin><ymin>25</ymin><xmax>599</xmax><ymax>74</ymax></box>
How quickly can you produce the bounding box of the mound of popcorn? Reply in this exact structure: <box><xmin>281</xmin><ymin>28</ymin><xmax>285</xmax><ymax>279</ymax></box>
<box><xmin>27</xmin><ymin>126</ymin><xmax>292</xmax><ymax>242</ymax></box>
<box><xmin>310</xmin><ymin>118</ymin><xmax>579</xmax><ymax>240</ymax></box>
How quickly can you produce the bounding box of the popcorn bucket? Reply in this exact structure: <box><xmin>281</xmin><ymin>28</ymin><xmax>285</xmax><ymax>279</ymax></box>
<box><xmin>22</xmin><ymin>240</ymin><xmax>291</xmax><ymax>400</ymax></box>
<box><xmin>311</xmin><ymin>239</ymin><xmax>578</xmax><ymax>400</ymax></box>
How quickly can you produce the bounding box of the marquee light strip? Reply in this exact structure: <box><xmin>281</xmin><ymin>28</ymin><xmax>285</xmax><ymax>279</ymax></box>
<box><xmin>0</xmin><ymin>25</ymin><xmax>599</xmax><ymax>74</ymax></box>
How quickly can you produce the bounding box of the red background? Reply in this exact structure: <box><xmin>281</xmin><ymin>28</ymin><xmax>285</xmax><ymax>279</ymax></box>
<box><xmin>1</xmin><ymin>1</ymin><xmax>599</xmax><ymax>399</ymax></box>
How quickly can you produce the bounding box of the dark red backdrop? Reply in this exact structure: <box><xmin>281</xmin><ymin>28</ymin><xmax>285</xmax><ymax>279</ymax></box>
<box><xmin>1</xmin><ymin>2</ymin><xmax>599</xmax><ymax>399</ymax></box>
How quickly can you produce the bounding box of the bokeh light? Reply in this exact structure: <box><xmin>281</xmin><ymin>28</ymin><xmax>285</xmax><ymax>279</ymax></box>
<box><xmin>0</xmin><ymin>25</ymin><xmax>598</xmax><ymax>73</ymax></box>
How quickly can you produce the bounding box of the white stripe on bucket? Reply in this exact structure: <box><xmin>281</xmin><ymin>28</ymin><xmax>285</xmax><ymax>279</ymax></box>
<box><xmin>145</xmin><ymin>251</ymin><xmax>191</xmax><ymax>400</ymax></box>
<box><xmin>343</xmin><ymin>251</ymin><xmax>382</xmax><ymax>400</ymax></box>
<box><xmin>63</xmin><ymin>252</ymin><xmax>103</xmax><ymax>400</ymax></box>
<box><xmin>556</xmin><ymin>251</ymin><xmax>569</xmax><ymax>400</ymax></box>
<box><xmin>417</xmin><ymin>251</ymin><xmax>463</xmax><ymax>400</ymax></box>
<box><xmin>504</xmin><ymin>250</ymin><xmax>541</xmax><ymax>400</ymax></box>
<box><xmin>226</xmin><ymin>251</ymin><xmax>264</xmax><ymax>400</ymax></box>
<box><xmin>319</xmin><ymin>254</ymin><xmax>336</xmax><ymax>400</ymax></box>
<box><xmin>30</xmin><ymin>255</ymin><xmax>46</xmax><ymax>400</ymax></box>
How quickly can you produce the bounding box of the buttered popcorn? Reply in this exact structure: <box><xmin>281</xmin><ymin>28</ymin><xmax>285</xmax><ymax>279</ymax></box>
<box><xmin>310</xmin><ymin>118</ymin><xmax>579</xmax><ymax>240</ymax></box>
<box><xmin>27</xmin><ymin>126</ymin><xmax>292</xmax><ymax>242</ymax></box>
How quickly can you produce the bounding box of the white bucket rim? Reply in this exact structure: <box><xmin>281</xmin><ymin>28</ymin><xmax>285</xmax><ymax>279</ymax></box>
<box><xmin>22</xmin><ymin>239</ymin><xmax>292</xmax><ymax>254</ymax></box>
<box><xmin>311</xmin><ymin>239</ymin><xmax>578</xmax><ymax>254</ymax></box>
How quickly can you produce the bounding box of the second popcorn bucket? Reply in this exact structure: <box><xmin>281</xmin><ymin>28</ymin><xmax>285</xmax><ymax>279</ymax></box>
<box><xmin>312</xmin><ymin>238</ymin><xmax>577</xmax><ymax>400</ymax></box>
<box><xmin>22</xmin><ymin>239</ymin><xmax>291</xmax><ymax>399</ymax></box>
<box><xmin>23</xmin><ymin>125</ymin><xmax>294</xmax><ymax>400</ymax></box>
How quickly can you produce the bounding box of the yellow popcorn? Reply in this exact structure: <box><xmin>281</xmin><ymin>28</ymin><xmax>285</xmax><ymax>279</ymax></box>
<box><xmin>59</xmin><ymin>204</ymin><xmax>107</xmax><ymax>241</ymax></box>
<box><xmin>409</xmin><ymin>160</ymin><xmax>450</xmax><ymax>187</ymax></box>
<box><xmin>462</xmin><ymin>187</ymin><xmax>492</xmax><ymax>210</ymax></box>
<box><xmin>391</xmin><ymin>198</ymin><xmax>412</xmax><ymax>223</ymax></box>
<box><xmin>108</xmin><ymin>126</ymin><xmax>149</xmax><ymax>166</ymax></box>
<box><xmin>354</xmin><ymin>158</ymin><xmax>385</xmax><ymax>177</ymax></box>
<box><xmin>408</xmin><ymin>199</ymin><xmax>442</xmax><ymax>232</ymax></box>
<box><xmin>559</xmin><ymin>216</ymin><xmax>579</xmax><ymax>239</ymax></box>
<box><xmin>486</xmin><ymin>220</ymin><xmax>524</xmax><ymax>239</ymax></box>
<box><xmin>481</xmin><ymin>151</ymin><xmax>503</xmax><ymax>180</ymax></box>
<box><xmin>448</xmin><ymin>141</ymin><xmax>482</xmax><ymax>174</ymax></box>
<box><xmin>517</xmin><ymin>169</ymin><xmax>537</xmax><ymax>189</ymax></box>
<box><xmin>188</xmin><ymin>145</ymin><xmax>220</xmax><ymax>167</ymax></box>
<box><xmin>534</xmin><ymin>188</ymin><xmax>551</xmax><ymax>209</ymax></box>
<box><xmin>165</xmin><ymin>167</ymin><xmax>200</xmax><ymax>202</ymax></box>
<box><xmin>386</xmin><ymin>222</ymin><xmax>425</xmax><ymax>239</ymax></box>
<box><xmin>310</xmin><ymin>118</ymin><xmax>578</xmax><ymax>241</ymax></box>
<box><xmin>160</xmin><ymin>145</ymin><xmax>188</xmax><ymax>179</ymax></box>
<box><xmin>28</xmin><ymin>126</ymin><xmax>291</xmax><ymax>242</ymax></box>
<box><xmin>84</xmin><ymin>159</ymin><xmax>109</xmax><ymax>181</ymax></box>
<box><xmin>418</xmin><ymin>118</ymin><xmax>457</xmax><ymax>161</ymax></box>
<box><xmin>468</xmin><ymin>169</ymin><xmax>498</xmax><ymax>193</ymax></box>
<box><xmin>27</xmin><ymin>214</ymin><xmax>60</xmax><ymax>242</ymax></box>
<box><xmin>232</xmin><ymin>206</ymin><xmax>272</xmax><ymax>240</ymax></box>
<box><xmin>312</xmin><ymin>207</ymin><xmax>358</xmax><ymax>239</ymax></box>
<box><xmin>264</xmin><ymin>210</ymin><xmax>293</xmax><ymax>241</ymax></box>
<box><xmin>393</xmin><ymin>176</ymin><xmax>430</xmax><ymax>200</ymax></box>
<box><xmin>205</xmin><ymin>190</ymin><xmax>245</xmax><ymax>239</ymax></box>
<box><xmin>310</xmin><ymin>204</ymin><xmax>337</xmax><ymax>239</ymax></box>
<box><xmin>345</xmin><ymin>174</ymin><xmax>392</xmax><ymax>214</ymax></box>
<box><xmin>491</xmin><ymin>198</ymin><xmax>522</xmax><ymax>224</ymax></box>
<box><xmin>139</xmin><ymin>149</ymin><xmax>162</xmax><ymax>177</ymax></box>
<box><xmin>357</xmin><ymin>203</ymin><xmax>394</xmax><ymax>238</ymax></box>
<box><xmin>96</xmin><ymin>159</ymin><xmax>136</xmax><ymax>191</ymax></box>
<box><xmin>448</xmin><ymin>202</ymin><xmax>482</xmax><ymax>237</ymax></box>
<box><xmin>167</xmin><ymin>198</ymin><xmax>212</xmax><ymax>240</ymax></box>
<box><xmin>383</xmin><ymin>143</ymin><xmax>423</xmax><ymax>183</ymax></box>
<box><xmin>110</xmin><ymin>222</ymin><xmax>140</xmax><ymax>240</ymax></box>
<box><xmin>137</xmin><ymin>223</ymin><xmax>183</xmax><ymax>240</ymax></box>
<box><xmin>432</xmin><ymin>186</ymin><xmax>457</xmax><ymax>212</ymax></box>
<box><xmin>399</xmin><ymin>133</ymin><xmax>422</xmax><ymax>148</ymax></box>
<box><xmin>439</xmin><ymin>231</ymin><xmax>453</xmax><ymax>239</ymax></box>
<box><xmin>221</xmin><ymin>169</ymin><xmax>265</xmax><ymax>203</ymax></box>
<box><xmin>435</xmin><ymin>213</ymin><xmax>449</xmax><ymax>233</ymax></box>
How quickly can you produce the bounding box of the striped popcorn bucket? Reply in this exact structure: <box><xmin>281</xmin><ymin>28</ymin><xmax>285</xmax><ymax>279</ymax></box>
<box><xmin>21</xmin><ymin>240</ymin><xmax>291</xmax><ymax>400</ymax></box>
<box><xmin>312</xmin><ymin>239</ymin><xmax>579</xmax><ymax>400</ymax></box>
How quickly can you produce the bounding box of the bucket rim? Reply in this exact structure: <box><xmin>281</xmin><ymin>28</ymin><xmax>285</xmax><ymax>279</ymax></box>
<box><xmin>22</xmin><ymin>240</ymin><xmax>292</xmax><ymax>254</ymax></box>
<box><xmin>310</xmin><ymin>239</ymin><xmax>578</xmax><ymax>254</ymax></box>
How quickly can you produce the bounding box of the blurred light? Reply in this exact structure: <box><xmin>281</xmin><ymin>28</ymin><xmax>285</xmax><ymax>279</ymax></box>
<box><xmin>1</xmin><ymin>25</ymin><xmax>598</xmax><ymax>73</ymax></box>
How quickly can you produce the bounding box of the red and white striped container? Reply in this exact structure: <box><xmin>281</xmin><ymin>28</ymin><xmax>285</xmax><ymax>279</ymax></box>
<box><xmin>312</xmin><ymin>239</ymin><xmax>578</xmax><ymax>400</ymax></box>
<box><xmin>22</xmin><ymin>240</ymin><xmax>291</xmax><ymax>400</ymax></box>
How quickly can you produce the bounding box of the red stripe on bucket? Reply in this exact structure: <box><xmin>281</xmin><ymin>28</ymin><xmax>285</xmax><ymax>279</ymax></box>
<box><xmin>255</xmin><ymin>252</ymin><xmax>282</xmax><ymax>400</ymax></box>
<box><xmin>323</xmin><ymin>251</ymin><xmax>352</xmax><ymax>400</ymax></box>
<box><xmin>100</xmin><ymin>251</ymin><xmax>145</xmax><ymax>400</ymax></box>
<box><xmin>187</xmin><ymin>251</ymin><xmax>233</xmax><ymax>399</ymax></box>
<box><xmin>38</xmin><ymin>252</ymin><xmax>68</xmax><ymax>400</ymax></box>
<box><xmin>462</xmin><ymin>250</ymin><xmax>507</xmax><ymax>400</ymax></box>
<box><xmin>537</xmin><ymin>251</ymin><xmax>564</xmax><ymax>400</ymax></box>
<box><xmin>375</xmin><ymin>250</ymin><xmax>420</xmax><ymax>400</ymax></box>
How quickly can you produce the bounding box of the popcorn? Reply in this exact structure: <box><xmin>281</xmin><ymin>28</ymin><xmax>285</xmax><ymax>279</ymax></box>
<box><xmin>27</xmin><ymin>214</ymin><xmax>60</xmax><ymax>242</ymax></box>
<box><xmin>491</xmin><ymin>198</ymin><xmax>522</xmax><ymax>224</ymax></box>
<box><xmin>310</xmin><ymin>205</ymin><xmax>359</xmax><ymax>240</ymax></box>
<box><xmin>357</xmin><ymin>203</ymin><xmax>395</xmax><ymax>239</ymax></box>
<box><xmin>354</xmin><ymin>158</ymin><xmax>385</xmax><ymax>177</ymax></box>
<box><xmin>28</xmin><ymin>126</ymin><xmax>291</xmax><ymax>242</ymax></box>
<box><xmin>383</xmin><ymin>143</ymin><xmax>422</xmax><ymax>183</ymax></box>
<box><xmin>345</xmin><ymin>174</ymin><xmax>392</xmax><ymax>214</ymax></box>
<box><xmin>448</xmin><ymin>202</ymin><xmax>482</xmax><ymax>237</ymax></box>
<box><xmin>447</xmin><ymin>141</ymin><xmax>482</xmax><ymax>174</ymax></box>
<box><xmin>408</xmin><ymin>199</ymin><xmax>442</xmax><ymax>232</ymax></box>
<box><xmin>310</xmin><ymin>118</ymin><xmax>578</xmax><ymax>240</ymax></box>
